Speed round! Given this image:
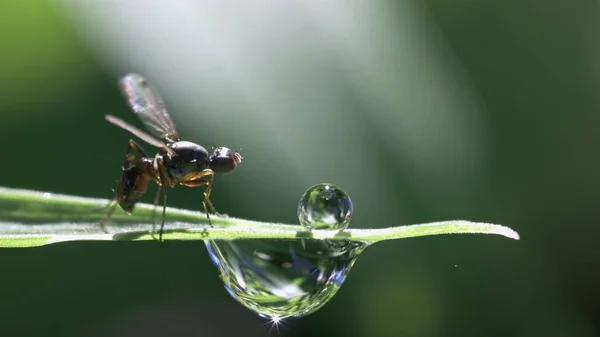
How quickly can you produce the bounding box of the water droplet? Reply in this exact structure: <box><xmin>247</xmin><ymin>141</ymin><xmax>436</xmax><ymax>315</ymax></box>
<box><xmin>205</xmin><ymin>239</ymin><xmax>368</xmax><ymax>319</ymax></box>
<box><xmin>297</xmin><ymin>183</ymin><xmax>354</xmax><ymax>231</ymax></box>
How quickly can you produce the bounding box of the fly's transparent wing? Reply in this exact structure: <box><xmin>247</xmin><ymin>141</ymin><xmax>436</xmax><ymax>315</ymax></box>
<box><xmin>105</xmin><ymin>115</ymin><xmax>169</xmax><ymax>150</ymax></box>
<box><xmin>118</xmin><ymin>73</ymin><xmax>180</xmax><ymax>143</ymax></box>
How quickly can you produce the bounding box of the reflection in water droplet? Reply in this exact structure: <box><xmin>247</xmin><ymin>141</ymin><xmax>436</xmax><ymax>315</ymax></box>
<box><xmin>205</xmin><ymin>239</ymin><xmax>368</xmax><ymax>319</ymax></box>
<box><xmin>297</xmin><ymin>183</ymin><xmax>354</xmax><ymax>231</ymax></box>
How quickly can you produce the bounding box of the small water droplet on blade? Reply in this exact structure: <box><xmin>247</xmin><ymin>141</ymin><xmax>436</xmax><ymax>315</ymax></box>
<box><xmin>297</xmin><ymin>183</ymin><xmax>354</xmax><ymax>231</ymax></box>
<box><xmin>205</xmin><ymin>239</ymin><xmax>368</xmax><ymax>319</ymax></box>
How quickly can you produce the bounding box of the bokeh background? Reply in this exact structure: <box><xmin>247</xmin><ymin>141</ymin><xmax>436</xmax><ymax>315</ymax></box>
<box><xmin>1</xmin><ymin>0</ymin><xmax>599</xmax><ymax>336</ymax></box>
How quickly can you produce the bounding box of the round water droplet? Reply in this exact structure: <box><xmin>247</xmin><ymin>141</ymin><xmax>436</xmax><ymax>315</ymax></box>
<box><xmin>297</xmin><ymin>183</ymin><xmax>354</xmax><ymax>231</ymax></box>
<box><xmin>205</xmin><ymin>239</ymin><xmax>367</xmax><ymax>319</ymax></box>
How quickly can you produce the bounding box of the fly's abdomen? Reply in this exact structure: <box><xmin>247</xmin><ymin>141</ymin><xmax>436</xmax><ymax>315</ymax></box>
<box><xmin>117</xmin><ymin>167</ymin><xmax>151</xmax><ymax>213</ymax></box>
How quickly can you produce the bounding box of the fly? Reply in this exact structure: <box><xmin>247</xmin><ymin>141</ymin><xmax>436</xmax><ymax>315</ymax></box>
<box><xmin>100</xmin><ymin>73</ymin><xmax>242</xmax><ymax>240</ymax></box>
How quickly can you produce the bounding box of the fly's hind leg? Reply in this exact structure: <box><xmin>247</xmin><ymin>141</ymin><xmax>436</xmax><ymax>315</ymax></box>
<box><xmin>180</xmin><ymin>170</ymin><xmax>217</xmax><ymax>228</ymax></box>
<box><xmin>97</xmin><ymin>176</ymin><xmax>125</xmax><ymax>233</ymax></box>
<box><xmin>125</xmin><ymin>139</ymin><xmax>150</xmax><ymax>163</ymax></box>
<box><xmin>98</xmin><ymin>199</ymin><xmax>118</xmax><ymax>233</ymax></box>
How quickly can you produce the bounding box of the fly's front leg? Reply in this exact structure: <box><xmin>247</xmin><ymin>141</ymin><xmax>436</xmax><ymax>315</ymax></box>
<box><xmin>181</xmin><ymin>170</ymin><xmax>216</xmax><ymax>214</ymax></box>
<box><xmin>203</xmin><ymin>173</ymin><xmax>217</xmax><ymax>214</ymax></box>
<box><xmin>181</xmin><ymin>169</ymin><xmax>218</xmax><ymax>228</ymax></box>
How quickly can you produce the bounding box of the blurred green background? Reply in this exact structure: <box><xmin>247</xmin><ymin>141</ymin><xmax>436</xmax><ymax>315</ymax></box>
<box><xmin>1</xmin><ymin>0</ymin><xmax>599</xmax><ymax>336</ymax></box>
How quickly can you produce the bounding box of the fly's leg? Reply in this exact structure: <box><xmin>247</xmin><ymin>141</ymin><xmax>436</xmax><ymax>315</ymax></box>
<box><xmin>203</xmin><ymin>173</ymin><xmax>217</xmax><ymax>214</ymax></box>
<box><xmin>149</xmin><ymin>185</ymin><xmax>162</xmax><ymax>239</ymax></box>
<box><xmin>98</xmin><ymin>199</ymin><xmax>118</xmax><ymax>233</ymax></box>
<box><xmin>180</xmin><ymin>169</ymin><xmax>217</xmax><ymax>228</ymax></box>
<box><xmin>157</xmin><ymin>184</ymin><xmax>168</xmax><ymax>242</ymax></box>
<box><xmin>155</xmin><ymin>157</ymin><xmax>172</xmax><ymax>242</ymax></box>
<box><xmin>92</xmin><ymin>188</ymin><xmax>117</xmax><ymax>213</ymax></box>
<box><xmin>124</xmin><ymin>140</ymin><xmax>151</xmax><ymax>168</ymax></box>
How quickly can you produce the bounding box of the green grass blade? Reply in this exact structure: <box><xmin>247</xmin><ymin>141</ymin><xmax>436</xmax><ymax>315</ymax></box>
<box><xmin>0</xmin><ymin>186</ymin><xmax>519</xmax><ymax>247</ymax></box>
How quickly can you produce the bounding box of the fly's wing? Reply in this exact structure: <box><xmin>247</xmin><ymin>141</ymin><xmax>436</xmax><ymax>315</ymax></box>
<box><xmin>118</xmin><ymin>73</ymin><xmax>180</xmax><ymax>143</ymax></box>
<box><xmin>105</xmin><ymin>115</ymin><xmax>169</xmax><ymax>150</ymax></box>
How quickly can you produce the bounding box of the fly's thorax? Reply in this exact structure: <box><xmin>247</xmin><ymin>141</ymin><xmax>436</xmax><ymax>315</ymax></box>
<box><xmin>163</xmin><ymin>141</ymin><xmax>210</xmax><ymax>179</ymax></box>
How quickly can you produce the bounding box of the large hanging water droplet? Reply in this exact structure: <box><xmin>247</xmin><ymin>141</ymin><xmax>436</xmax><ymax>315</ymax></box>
<box><xmin>297</xmin><ymin>183</ymin><xmax>354</xmax><ymax>231</ymax></box>
<box><xmin>205</xmin><ymin>239</ymin><xmax>368</xmax><ymax>319</ymax></box>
